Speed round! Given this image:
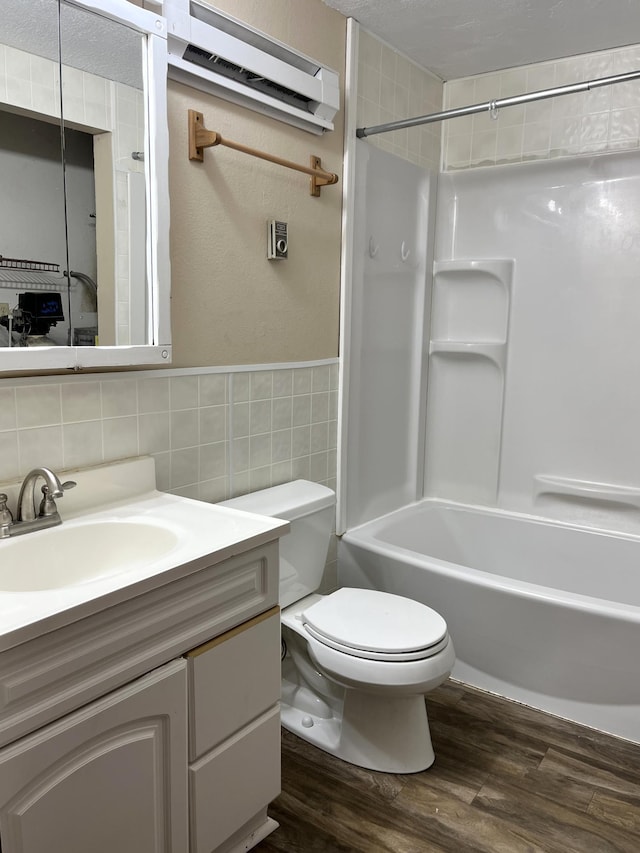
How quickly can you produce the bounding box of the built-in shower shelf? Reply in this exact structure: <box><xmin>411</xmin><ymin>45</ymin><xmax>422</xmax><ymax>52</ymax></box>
<box><xmin>433</xmin><ymin>258</ymin><xmax>514</xmax><ymax>280</ymax></box>
<box><xmin>425</xmin><ymin>257</ymin><xmax>514</xmax><ymax>506</ymax></box>
<box><xmin>533</xmin><ymin>475</ymin><xmax>640</xmax><ymax>508</ymax></box>
<box><xmin>431</xmin><ymin>259</ymin><xmax>513</xmax><ymax>343</ymax></box>
<box><xmin>429</xmin><ymin>340</ymin><xmax>506</xmax><ymax>370</ymax></box>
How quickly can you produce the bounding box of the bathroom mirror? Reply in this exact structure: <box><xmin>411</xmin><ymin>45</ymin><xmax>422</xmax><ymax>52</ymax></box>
<box><xmin>0</xmin><ymin>0</ymin><xmax>171</xmax><ymax>372</ymax></box>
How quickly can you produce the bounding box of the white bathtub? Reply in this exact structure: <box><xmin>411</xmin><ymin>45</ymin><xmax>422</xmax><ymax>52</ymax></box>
<box><xmin>338</xmin><ymin>499</ymin><xmax>640</xmax><ymax>743</ymax></box>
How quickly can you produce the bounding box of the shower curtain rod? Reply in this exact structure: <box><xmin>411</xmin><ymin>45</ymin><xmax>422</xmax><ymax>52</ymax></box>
<box><xmin>356</xmin><ymin>69</ymin><xmax>640</xmax><ymax>138</ymax></box>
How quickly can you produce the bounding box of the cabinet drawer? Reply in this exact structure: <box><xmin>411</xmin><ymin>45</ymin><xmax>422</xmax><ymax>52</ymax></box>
<box><xmin>189</xmin><ymin>705</ymin><xmax>281</xmax><ymax>853</ymax></box>
<box><xmin>187</xmin><ymin>607</ymin><xmax>280</xmax><ymax>761</ymax></box>
<box><xmin>0</xmin><ymin>544</ymin><xmax>279</xmax><ymax>749</ymax></box>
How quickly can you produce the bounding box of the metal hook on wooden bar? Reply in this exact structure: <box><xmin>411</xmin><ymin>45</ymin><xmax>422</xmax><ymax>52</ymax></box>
<box><xmin>188</xmin><ymin>109</ymin><xmax>339</xmax><ymax>197</ymax></box>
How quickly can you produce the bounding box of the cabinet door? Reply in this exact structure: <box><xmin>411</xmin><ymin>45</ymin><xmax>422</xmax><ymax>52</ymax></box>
<box><xmin>0</xmin><ymin>659</ymin><xmax>189</xmax><ymax>853</ymax></box>
<box><xmin>187</xmin><ymin>607</ymin><xmax>281</xmax><ymax>760</ymax></box>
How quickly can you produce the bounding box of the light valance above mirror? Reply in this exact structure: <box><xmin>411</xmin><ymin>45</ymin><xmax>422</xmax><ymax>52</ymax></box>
<box><xmin>0</xmin><ymin>0</ymin><xmax>171</xmax><ymax>372</ymax></box>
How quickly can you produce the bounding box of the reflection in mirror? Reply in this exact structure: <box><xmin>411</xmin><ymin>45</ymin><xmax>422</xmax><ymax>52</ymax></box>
<box><xmin>60</xmin><ymin>0</ymin><xmax>147</xmax><ymax>347</ymax></box>
<box><xmin>0</xmin><ymin>0</ymin><xmax>170</xmax><ymax>370</ymax></box>
<box><xmin>0</xmin><ymin>0</ymin><xmax>69</xmax><ymax>348</ymax></box>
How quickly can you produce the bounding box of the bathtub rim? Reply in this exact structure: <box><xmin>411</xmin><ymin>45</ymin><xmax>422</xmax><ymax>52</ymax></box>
<box><xmin>340</xmin><ymin>497</ymin><xmax>640</xmax><ymax>624</ymax></box>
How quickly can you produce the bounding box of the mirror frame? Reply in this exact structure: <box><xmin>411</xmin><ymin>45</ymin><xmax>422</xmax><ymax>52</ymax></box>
<box><xmin>1</xmin><ymin>0</ymin><xmax>171</xmax><ymax>373</ymax></box>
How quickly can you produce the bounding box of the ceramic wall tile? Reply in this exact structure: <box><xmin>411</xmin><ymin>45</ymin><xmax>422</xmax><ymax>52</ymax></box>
<box><xmin>0</xmin><ymin>363</ymin><xmax>338</xmax><ymax>513</ymax></box>
<box><xmin>101</xmin><ymin>379</ymin><xmax>137</xmax><ymax>418</ymax></box>
<box><xmin>356</xmin><ymin>28</ymin><xmax>443</xmax><ymax>172</ymax></box>
<box><xmin>0</xmin><ymin>431</ymin><xmax>19</xmax><ymax>481</ymax></box>
<box><xmin>17</xmin><ymin>425</ymin><xmax>63</xmax><ymax>472</ymax></box>
<box><xmin>169</xmin><ymin>375</ymin><xmax>198</xmax><ymax>410</ymax></box>
<box><xmin>63</xmin><ymin>421</ymin><xmax>103</xmax><ymax>469</ymax></box>
<box><xmin>272</xmin><ymin>397</ymin><xmax>293</xmax><ymax>431</ymax></box>
<box><xmin>199</xmin><ymin>405</ymin><xmax>227</xmax><ymax>444</ymax></box>
<box><xmin>102</xmin><ymin>415</ymin><xmax>138</xmax><ymax>460</ymax></box>
<box><xmin>16</xmin><ymin>385</ymin><xmax>61</xmax><ymax>429</ymax></box>
<box><xmin>138</xmin><ymin>377</ymin><xmax>170</xmax><ymax>413</ymax></box>
<box><xmin>0</xmin><ymin>388</ymin><xmax>17</xmax><ymax>432</ymax></box>
<box><xmin>139</xmin><ymin>412</ymin><xmax>170</xmax><ymax>455</ymax></box>
<box><xmin>170</xmin><ymin>409</ymin><xmax>199</xmax><ymax>450</ymax></box>
<box><xmin>443</xmin><ymin>43</ymin><xmax>640</xmax><ymax>170</ymax></box>
<box><xmin>199</xmin><ymin>373</ymin><xmax>227</xmax><ymax>406</ymax></box>
<box><xmin>61</xmin><ymin>382</ymin><xmax>101</xmax><ymax>423</ymax></box>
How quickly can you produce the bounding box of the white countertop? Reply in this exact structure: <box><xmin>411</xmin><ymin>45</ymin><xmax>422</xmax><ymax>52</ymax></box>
<box><xmin>0</xmin><ymin>458</ymin><xmax>288</xmax><ymax>652</ymax></box>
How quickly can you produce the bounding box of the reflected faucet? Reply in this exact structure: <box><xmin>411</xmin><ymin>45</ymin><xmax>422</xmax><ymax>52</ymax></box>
<box><xmin>3</xmin><ymin>468</ymin><xmax>78</xmax><ymax>537</ymax></box>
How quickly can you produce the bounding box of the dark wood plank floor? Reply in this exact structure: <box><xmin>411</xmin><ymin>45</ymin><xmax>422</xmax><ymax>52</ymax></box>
<box><xmin>255</xmin><ymin>680</ymin><xmax>640</xmax><ymax>852</ymax></box>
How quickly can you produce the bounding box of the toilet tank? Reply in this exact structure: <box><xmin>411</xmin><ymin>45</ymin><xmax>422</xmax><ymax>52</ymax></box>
<box><xmin>220</xmin><ymin>480</ymin><xmax>335</xmax><ymax>608</ymax></box>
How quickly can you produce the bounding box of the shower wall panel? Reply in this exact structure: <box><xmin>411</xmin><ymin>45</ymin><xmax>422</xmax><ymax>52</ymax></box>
<box><xmin>343</xmin><ymin>141</ymin><xmax>435</xmax><ymax>529</ymax></box>
<box><xmin>431</xmin><ymin>149</ymin><xmax>640</xmax><ymax>525</ymax></box>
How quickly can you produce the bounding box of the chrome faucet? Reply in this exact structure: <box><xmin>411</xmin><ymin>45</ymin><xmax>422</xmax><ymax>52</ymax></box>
<box><xmin>0</xmin><ymin>468</ymin><xmax>77</xmax><ymax>538</ymax></box>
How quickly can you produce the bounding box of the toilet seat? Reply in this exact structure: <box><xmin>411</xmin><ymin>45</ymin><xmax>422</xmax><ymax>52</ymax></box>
<box><xmin>302</xmin><ymin>588</ymin><xmax>448</xmax><ymax>662</ymax></box>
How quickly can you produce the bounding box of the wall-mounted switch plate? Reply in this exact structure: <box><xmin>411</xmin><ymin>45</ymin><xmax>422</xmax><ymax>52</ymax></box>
<box><xmin>267</xmin><ymin>220</ymin><xmax>288</xmax><ymax>260</ymax></box>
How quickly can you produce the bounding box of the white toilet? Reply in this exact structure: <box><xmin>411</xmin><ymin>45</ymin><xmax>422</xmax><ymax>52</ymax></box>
<box><xmin>221</xmin><ymin>480</ymin><xmax>455</xmax><ymax>773</ymax></box>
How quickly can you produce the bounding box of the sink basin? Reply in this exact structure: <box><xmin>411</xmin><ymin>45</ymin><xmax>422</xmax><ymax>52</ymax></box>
<box><xmin>0</xmin><ymin>456</ymin><xmax>288</xmax><ymax>653</ymax></box>
<box><xmin>0</xmin><ymin>520</ymin><xmax>179</xmax><ymax>592</ymax></box>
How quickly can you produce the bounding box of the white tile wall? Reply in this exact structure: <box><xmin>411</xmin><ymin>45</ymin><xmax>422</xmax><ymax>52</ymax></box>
<box><xmin>0</xmin><ymin>362</ymin><xmax>338</xmax><ymax>498</ymax></box>
<box><xmin>356</xmin><ymin>28</ymin><xmax>443</xmax><ymax>171</ymax></box>
<box><xmin>1</xmin><ymin>44</ymin><xmax>60</xmax><ymax>120</ymax></box>
<box><xmin>0</xmin><ymin>361</ymin><xmax>339</xmax><ymax>590</ymax></box>
<box><xmin>443</xmin><ymin>44</ymin><xmax>640</xmax><ymax>170</ymax></box>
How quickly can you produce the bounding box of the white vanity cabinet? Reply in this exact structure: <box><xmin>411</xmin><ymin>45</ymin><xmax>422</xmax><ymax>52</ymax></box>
<box><xmin>0</xmin><ymin>659</ymin><xmax>189</xmax><ymax>853</ymax></box>
<box><xmin>0</xmin><ymin>539</ymin><xmax>283</xmax><ymax>853</ymax></box>
<box><xmin>186</xmin><ymin>607</ymin><xmax>281</xmax><ymax>853</ymax></box>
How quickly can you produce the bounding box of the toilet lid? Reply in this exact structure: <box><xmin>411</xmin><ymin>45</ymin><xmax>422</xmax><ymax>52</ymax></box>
<box><xmin>302</xmin><ymin>588</ymin><xmax>448</xmax><ymax>661</ymax></box>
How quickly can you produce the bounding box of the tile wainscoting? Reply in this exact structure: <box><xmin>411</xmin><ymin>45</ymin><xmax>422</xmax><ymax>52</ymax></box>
<box><xmin>0</xmin><ymin>359</ymin><xmax>339</xmax><ymax>586</ymax></box>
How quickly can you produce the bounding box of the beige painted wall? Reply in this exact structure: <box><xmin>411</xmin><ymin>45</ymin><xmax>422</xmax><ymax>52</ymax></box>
<box><xmin>167</xmin><ymin>0</ymin><xmax>347</xmax><ymax>367</ymax></box>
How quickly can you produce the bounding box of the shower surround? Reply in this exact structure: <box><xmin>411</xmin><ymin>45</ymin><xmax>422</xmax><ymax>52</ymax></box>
<box><xmin>339</xmin><ymin>123</ymin><xmax>640</xmax><ymax>738</ymax></box>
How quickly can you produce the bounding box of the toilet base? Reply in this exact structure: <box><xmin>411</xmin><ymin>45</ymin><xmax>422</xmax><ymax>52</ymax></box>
<box><xmin>281</xmin><ymin>660</ymin><xmax>436</xmax><ymax>773</ymax></box>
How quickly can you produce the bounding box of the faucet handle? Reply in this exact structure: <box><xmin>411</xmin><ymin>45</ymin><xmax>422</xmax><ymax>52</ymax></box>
<box><xmin>0</xmin><ymin>494</ymin><xmax>13</xmax><ymax>538</ymax></box>
<box><xmin>0</xmin><ymin>493</ymin><xmax>13</xmax><ymax>519</ymax></box>
<box><xmin>48</xmin><ymin>479</ymin><xmax>77</xmax><ymax>499</ymax></box>
<box><xmin>39</xmin><ymin>485</ymin><xmax>58</xmax><ymax>517</ymax></box>
<box><xmin>39</xmin><ymin>480</ymin><xmax>76</xmax><ymax>517</ymax></box>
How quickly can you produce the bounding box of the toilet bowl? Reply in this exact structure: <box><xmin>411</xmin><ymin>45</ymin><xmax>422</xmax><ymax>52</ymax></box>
<box><xmin>220</xmin><ymin>481</ymin><xmax>455</xmax><ymax>773</ymax></box>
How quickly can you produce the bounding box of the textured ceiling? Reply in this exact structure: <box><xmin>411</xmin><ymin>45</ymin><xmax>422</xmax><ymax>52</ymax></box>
<box><xmin>322</xmin><ymin>0</ymin><xmax>640</xmax><ymax>80</ymax></box>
